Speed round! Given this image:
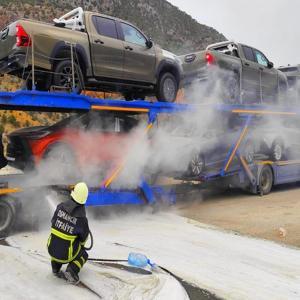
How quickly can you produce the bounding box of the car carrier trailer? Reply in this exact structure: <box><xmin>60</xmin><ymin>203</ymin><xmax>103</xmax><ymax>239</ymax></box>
<box><xmin>181</xmin><ymin>104</ymin><xmax>300</xmax><ymax>195</ymax></box>
<box><xmin>0</xmin><ymin>90</ymin><xmax>189</xmax><ymax>236</ymax></box>
<box><xmin>1</xmin><ymin>90</ymin><xmax>300</xmax><ymax>236</ymax></box>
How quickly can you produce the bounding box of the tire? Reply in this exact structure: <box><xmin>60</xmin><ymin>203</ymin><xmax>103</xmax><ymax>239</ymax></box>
<box><xmin>156</xmin><ymin>72</ymin><xmax>178</xmax><ymax>102</ymax></box>
<box><xmin>258</xmin><ymin>165</ymin><xmax>273</xmax><ymax>195</ymax></box>
<box><xmin>270</xmin><ymin>139</ymin><xmax>284</xmax><ymax>161</ymax></box>
<box><xmin>53</xmin><ymin>60</ymin><xmax>84</xmax><ymax>94</ymax></box>
<box><xmin>0</xmin><ymin>198</ymin><xmax>16</xmax><ymax>237</ymax></box>
<box><xmin>188</xmin><ymin>153</ymin><xmax>205</xmax><ymax>177</ymax></box>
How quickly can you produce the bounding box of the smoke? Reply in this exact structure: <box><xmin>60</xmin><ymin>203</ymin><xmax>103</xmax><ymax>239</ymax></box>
<box><xmin>8</xmin><ymin>65</ymin><xmax>300</xmax><ymax>233</ymax></box>
<box><xmin>9</xmin><ymin>66</ymin><xmax>238</xmax><ymax>234</ymax></box>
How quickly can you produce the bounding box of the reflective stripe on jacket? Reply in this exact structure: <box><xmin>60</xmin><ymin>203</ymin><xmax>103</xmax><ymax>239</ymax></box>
<box><xmin>48</xmin><ymin>228</ymin><xmax>81</xmax><ymax>263</ymax></box>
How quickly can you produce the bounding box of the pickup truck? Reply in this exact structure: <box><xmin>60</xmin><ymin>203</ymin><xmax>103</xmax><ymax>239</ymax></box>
<box><xmin>0</xmin><ymin>7</ymin><xmax>182</xmax><ymax>102</ymax></box>
<box><xmin>180</xmin><ymin>41</ymin><xmax>288</xmax><ymax>104</ymax></box>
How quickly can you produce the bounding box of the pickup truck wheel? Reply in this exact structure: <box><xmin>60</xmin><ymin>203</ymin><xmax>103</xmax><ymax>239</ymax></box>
<box><xmin>188</xmin><ymin>153</ymin><xmax>205</xmax><ymax>177</ymax></box>
<box><xmin>270</xmin><ymin>139</ymin><xmax>285</xmax><ymax>161</ymax></box>
<box><xmin>53</xmin><ymin>60</ymin><xmax>84</xmax><ymax>94</ymax></box>
<box><xmin>156</xmin><ymin>72</ymin><xmax>178</xmax><ymax>102</ymax></box>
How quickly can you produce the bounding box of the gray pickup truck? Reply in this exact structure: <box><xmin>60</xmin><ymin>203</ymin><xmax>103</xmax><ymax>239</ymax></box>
<box><xmin>180</xmin><ymin>41</ymin><xmax>288</xmax><ymax>104</ymax></box>
<box><xmin>0</xmin><ymin>7</ymin><xmax>182</xmax><ymax>102</ymax></box>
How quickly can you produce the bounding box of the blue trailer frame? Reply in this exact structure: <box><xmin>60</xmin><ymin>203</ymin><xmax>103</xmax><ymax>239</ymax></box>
<box><xmin>0</xmin><ymin>90</ymin><xmax>300</xmax><ymax>200</ymax></box>
<box><xmin>193</xmin><ymin>106</ymin><xmax>300</xmax><ymax>195</ymax></box>
<box><xmin>0</xmin><ymin>90</ymin><xmax>187</xmax><ymax>207</ymax></box>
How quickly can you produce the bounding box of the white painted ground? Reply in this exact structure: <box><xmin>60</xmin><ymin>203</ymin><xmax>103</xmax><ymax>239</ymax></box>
<box><xmin>2</xmin><ymin>211</ymin><xmax>300</xmax><ymax>299</ymax></box>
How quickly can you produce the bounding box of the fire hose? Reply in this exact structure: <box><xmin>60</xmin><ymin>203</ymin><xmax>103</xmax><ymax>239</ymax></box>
<box><xmin>83</xmin><ymin>230</ymin><xmax>94</xmax><ymax>251</ymax></box>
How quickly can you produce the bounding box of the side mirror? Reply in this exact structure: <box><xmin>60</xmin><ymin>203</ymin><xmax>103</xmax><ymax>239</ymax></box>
<box><xmin>146</xmin><ymin>38</ymin><xmax>153</xmax><ymax>49</ymax></box>
<box><xmin>268</xmin><ymin>61</ymin><xmax>274</xmax><ymax>68</ymax></box>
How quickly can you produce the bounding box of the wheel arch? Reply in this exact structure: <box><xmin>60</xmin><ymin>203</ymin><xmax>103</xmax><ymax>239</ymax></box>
<box><xmin>50</xmin><ymin>42</ymin><xmax>88</xmax><ymax>76</ymax></box>
<box><xmin>156</xmin><ymin>60</ymin><xmax>181</xmax><ymax>85</ymax></box>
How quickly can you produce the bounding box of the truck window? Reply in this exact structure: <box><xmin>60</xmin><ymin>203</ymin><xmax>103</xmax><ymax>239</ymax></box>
<box><xmin>254</xmin><ymin>50</ymin><xmax>268</xmax><ymax>67</ymax></box>
<box><xmin>93</xmin><ymin>16</ymin><xmax>118</xmax><ymax>39</ymax></box>
<box><xmin>242</xmin><ymin>46</ymin><xmax>256</xmax><ymax>62</ymax></box>
<box><xmin>121</xmin><ymin>23</ymin><xmax>147</xmax><ymax>47</ymax></box>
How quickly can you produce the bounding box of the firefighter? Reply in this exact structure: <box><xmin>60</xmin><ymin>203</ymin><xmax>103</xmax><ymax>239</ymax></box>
<box><xmin>47</xmin><ymin>182</ymin><xmax>90</xmax><ymax>284</ymax></box>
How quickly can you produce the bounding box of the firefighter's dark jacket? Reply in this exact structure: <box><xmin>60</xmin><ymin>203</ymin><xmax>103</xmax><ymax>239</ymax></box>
<box><xmin>47</xmin><ymin>198</ymin><xmax>89</xmax><ymax>263</ymax></box>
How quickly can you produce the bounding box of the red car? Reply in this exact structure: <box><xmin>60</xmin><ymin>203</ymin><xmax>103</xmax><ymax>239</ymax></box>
<box><xmin>6</xmin><ymin>112</ymin><xmax>139</xmax><ymax>174</ymax></box>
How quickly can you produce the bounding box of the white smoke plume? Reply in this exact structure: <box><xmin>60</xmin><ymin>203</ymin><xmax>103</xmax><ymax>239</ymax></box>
<box><xmin>6</xmin><ymin>65</ymin><xmax>300</xmax><ymax>232</ymax></box>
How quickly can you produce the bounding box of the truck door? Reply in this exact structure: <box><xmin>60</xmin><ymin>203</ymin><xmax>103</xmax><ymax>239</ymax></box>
<box><xmin>119</xmin><ymin>22</ymin><xmax>156</xmax><ymax>83</ymax></box>
<box><xmin>90</xmin><ymin>16</ymin><xmax>124</xmax><ymax>79</ymax></box>
<box><xmin>253</xmin><ymin>49</ymin><xmax>278</xmax><ymax>103</ymax></box>
<box><xmin>241</xmin><ymin>46</ymin><xmax>261</xmax><ymax>103</ymax></box>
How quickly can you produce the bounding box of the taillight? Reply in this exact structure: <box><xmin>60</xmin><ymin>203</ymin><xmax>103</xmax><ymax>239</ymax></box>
<box><xmin>16</xmin><ymin>24</ymin><xmax>31</xmax><ymax>47</ymax></box>
<box><xmin>205</xmin><ymin>52</ymin><xmax>214</xmax><ymax>65</ymax></box>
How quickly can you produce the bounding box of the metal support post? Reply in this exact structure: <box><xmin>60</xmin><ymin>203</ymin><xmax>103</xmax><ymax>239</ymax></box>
<box><xmin>31</xmin><ymin>37</ymin><xmax>35</xmax><ymax>91</ymax></box>
<box><xmin>101</xmin><ymin>111</ymin><xmax>158</xmax><ymax>189</ymax></box>
<box><xmin>70</xmin><ymin>43</ymin><xmax>76</xmax><ymax>93</ymax></box>
<box><xmin>221</xmin><ymin>115</ymin><xmax>252</xmax><ymax>176</ymax></box>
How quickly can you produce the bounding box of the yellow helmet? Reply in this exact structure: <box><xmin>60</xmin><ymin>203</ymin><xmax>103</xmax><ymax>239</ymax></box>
<box><xmin>71</xmin><ymin>182</ymin><xmax>89</xmax><ymax>205</ymax></box>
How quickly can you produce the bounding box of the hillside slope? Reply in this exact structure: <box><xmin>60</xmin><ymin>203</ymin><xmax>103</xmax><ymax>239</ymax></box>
<box><xmin>0</xmin><ymin>0</ymin><xmax>226</xmax><ymax>133</ymax></box>
<box><xmin>0</xmin><ymin>0</ymin><xmax>225</xmax><ymax>54</ymax></box>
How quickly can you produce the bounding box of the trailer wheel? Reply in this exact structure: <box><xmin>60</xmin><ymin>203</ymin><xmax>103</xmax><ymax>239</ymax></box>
<box><xmin>258</xmin><ymin>165</ymin><xmax>273</xmax><ymax>195</ymax></box>
<box><xmin>0</xmin><ymin>199</ymin><xmax>16</xmax><ymax>237</ymax></box>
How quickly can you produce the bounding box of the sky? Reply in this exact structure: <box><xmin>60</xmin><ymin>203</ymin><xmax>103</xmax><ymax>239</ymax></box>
<box><xmin>168</xmin><ymin>0</ymin><xmax>299</xmax><ymax>67</ymax></box>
